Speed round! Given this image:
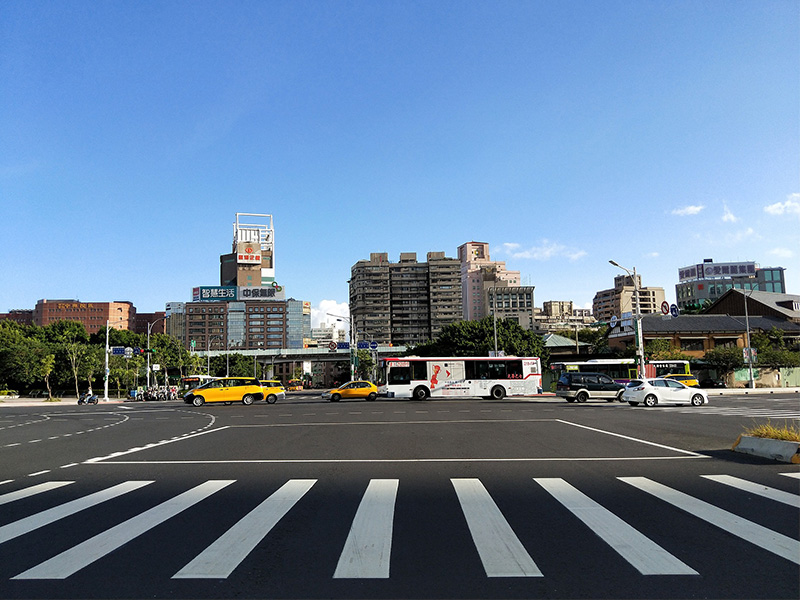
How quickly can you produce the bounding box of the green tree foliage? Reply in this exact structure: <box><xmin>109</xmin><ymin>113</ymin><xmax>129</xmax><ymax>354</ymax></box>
<box><xmin>40</xmin><ymin>353</ymin><xmax>56</xmax><ymax>400</ymax></box>
<box><xmin>703</xmin><ymin>347</ymin><xmax>745</xmax><ymax>374</ymax></box>
<box><xmin>355</xmin><ymin>349</ymin><xmax>375</xmax><ymax>381</ymax></box>
<box><xmin>644</xmin><ymin>339</ymin><xmax>692</xmax><ymax>361</ymax></box>
<box><xmin>410</xmin><ymin>317</ymin><xmax>548</xmax><ymax>362</ymax></box>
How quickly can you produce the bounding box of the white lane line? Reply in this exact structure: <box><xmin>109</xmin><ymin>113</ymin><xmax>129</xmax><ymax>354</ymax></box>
<box><xmin>13</xmin><ymin>480</ymin><xmax>235</xmax><ymax>579</ymax></box>
<box><xmin>556</xmin><ymin>420</ymin><xmax>704</xmax><ymax>457</ymax></box>
<box><xmin>0</xmin><ymin>481</ymin><xmax>154</xmax><ymax>544</ymax></box>
<box><xmin>27</xmin><ymin>470</ymin><xmax>51</xmax><ymax>477</ymax></box>
<box><xmin>334</xmin><ymin>479</ymin><xmax>399</xmax><ymax>579</ymax></box>
<box><xmin>534</xmin><ymin>478</ymin><xmax>697</xmax><ymax>575</ymax></box>
<box><xmin>619</xmin><ymin>477</ymin><xmax>800</xmax><ymax>565</ymax></box>
<box><xmin>83</xmin><ymin>426</ymin><xmax>230</xmax><ymax>463</ymax></box>
<box><xmin>174</xmin><ymin>479</ymin><xmax>316</xmax><ymax>579</ymax></box>
<box><xmin>780</xmin><ymin>472</ymin><xmax>800</xmax><ymax>479</ymax></box>
<box><xmin>451</xmin><ymin>478</ymin><xmax>541</xmax><ymax>577</ymax></box>
<box><xmin>701</xmin><ymin>475</ymin><xmax>800</xmax><ymax>507</ymax></box>
<box><xmin>0</xmin><ymin>482</ymin><xmax>74</xmax><ymax>506</ymax></box>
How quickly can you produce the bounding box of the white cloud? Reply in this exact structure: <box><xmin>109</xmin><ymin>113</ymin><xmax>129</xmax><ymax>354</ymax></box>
<box><xmin>768</xmin><ymin>247</ymin><xmax>795</xmax><ymax>259</ymax></box>
<box><xmin>671</xmin><ymin>205</ymin><xmax>705</xmax><ymax>216</ymax></box>
<box><xmin>764</xmin><ymin>193</ymin><xmax>800</xmax><ymax>219</ymax></box>
<box><xmin>645</xmin><ymin>252</ymin><xmax>660</xmax><ymax>258</ymax></box>
<box><xmin>721</xmin><ymin>203</ymin><xmax>738</xmax><ymax>223</ymax></box>
<box><xmin>501</xmin><ymin>239</ymin><xmax>586</xmax><ymax>261</ymax></box>
<box><xmin>311</xmin><ymin>300</ymin><xmax>349</xmax><ymax>331</ymax></box>
<box><xmin>725</xmin><ymin>227</ymin><xmax>756</xmax><ymax>244</ymax></box>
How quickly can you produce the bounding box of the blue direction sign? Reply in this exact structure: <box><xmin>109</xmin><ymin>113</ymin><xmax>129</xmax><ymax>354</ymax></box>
<box><xmin>337</xmin><ymin>342</ymin><xmax>350</xmax><ymax>350</ymax></box>
<box><xmin>670</xmin><ymin>304</ymin><xmax>679</xmax><ymax>318</ymax></box>
<box><xmin>357</xmin><ymin>341</ymin><xmax>370</xmax><ymax>349</ymax></box>
<box><xmin>370</xmin><ymin>341</ymin><xmax>378</xmax><ymax>350</ymax></box>
<box><xmin>111</xmin><ymin>346</ymin><xmax>125</xmax><ymax>355</ymax></box>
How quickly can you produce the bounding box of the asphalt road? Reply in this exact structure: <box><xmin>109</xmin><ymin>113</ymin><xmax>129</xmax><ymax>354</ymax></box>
<box><xmin>0</xmin><ymin>392</ymin><xmax>798</xmax><ymax>599</ymax></box>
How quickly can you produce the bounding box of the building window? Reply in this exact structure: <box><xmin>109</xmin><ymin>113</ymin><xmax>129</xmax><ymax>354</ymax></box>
<box><xmin>680</xmin><ymin>339</ymin><xmax>705</xmax><ymax>352</ymax></box>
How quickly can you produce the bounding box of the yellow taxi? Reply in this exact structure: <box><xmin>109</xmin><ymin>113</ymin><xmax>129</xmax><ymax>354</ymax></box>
<box><xmin>183</xmin><ymin>377</ymin><xmax>266</xmax><ymax>406</ymax></box>
<box><xmin>664</xmin><ymin>373</ymin><xmax>700</xmax><ymax>388</ymax></box>
<box><xmin>321</xmin><ymin>381</ymin><xmax>378</xmax><ymax>402</ymax></box>
<box><xmin>260</xmin><ymin>380</ymin><xmax>286</xmax><ymax>404</ymax></box>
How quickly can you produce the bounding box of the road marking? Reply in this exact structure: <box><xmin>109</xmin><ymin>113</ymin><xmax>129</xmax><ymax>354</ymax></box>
<box><xmin>534</xmin><ymin>478</ymin><xmax>697</xmax><ymax>575</ymax></box>
<box><xmin>701</xmin><ymin>475</ymin><xmax>800</xmax><ymax>507</ymax></box>
<box><xmin>0</xmin><ymin>481</ymin><xmax>153</xmax><ymax>544</ymax></box>
<box><xmin>0</xmin><ymin>481</ymin><xmax>73</xmax><ymax>506</ymax></box>
<box><xmin>619</xmin><ymin>477</ymin><xmax>800</xmax><ymax>565</ymax></box>
<box><xmin>780</xmin><ymin>472</ymin><xmax>800</xmax><ymax>479</ymax></box>
<box><xmin>13</xmin><ymin>480</ymin><xmax>235</xmax><ymax>579</ymax></box>
<box><xmin>334</xmin><ymin>479</ymin><xmax>399</xmax><ymax>579</ymax></box>
<box><xmin>27</xmin><ymin>470</ymin><xmax>51</xmax><ymax>477</ymax></box>
<box><xmin>84</xmin><ymin>426</ymin><xmax>230</xmax><ymax>463</ymax></box>
<box><xmin>452</xmin><ymin>478</ymin><xmax>542</xmax><ymax>577</ymax></box>
<box><xmin>174</xmin><ymin>479</ymin><xmax>316</xmax><ymax>579</ymax></box>
<box><xmin>557</xmin><ymin>420</ymin><xmax>705</xmax><ymax>457</ymax></box>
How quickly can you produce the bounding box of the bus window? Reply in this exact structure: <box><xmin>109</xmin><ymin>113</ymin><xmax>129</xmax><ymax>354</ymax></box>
<box><xmin>389</xmin><ymin>366</ymin><xmax>410</xmax><ymax>385</ymax></box>
<box><xmin>412</xmin><ymin>361</ymin><xmax>427</xmax><ymax>381</ymax></box>
<box><xmin>506</xmin><ymin>360</ymin><xmax>523</xmax><ymax>379</ymax></box>
<box><xmin>465</xmin><ymin>361</ymin><xmax>490</xmax><ymax>380</ymax></box>
<box><xmin>488</xmin><ymin>361</ymin><xmax>507</xmax><ymax>380</ymax></box>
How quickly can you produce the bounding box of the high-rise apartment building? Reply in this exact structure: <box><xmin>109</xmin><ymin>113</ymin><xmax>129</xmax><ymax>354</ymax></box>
<box><xmin>458</xmin><ymin>242</ymin><xmax>520</xmax><ymax>320</ymax></box>
<box><xmin>675</xmin><ymin>258</ymin><xmax>787</xmax><ymax>310</ymax></box>
<box><xmin>593</xmin><ymin>275</ymin><xmax>665</xmax><ymax>324</ymax></box>
<box><xmin>349</xmin><ymin>251</ymin><xmax>462</xmax><ymax>347</ymax></box>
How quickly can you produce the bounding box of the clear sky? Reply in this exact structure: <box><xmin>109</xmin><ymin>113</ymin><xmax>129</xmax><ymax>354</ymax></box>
<box><xmin>2</xmin><ymin>0</ymin><xmax>798</xmax><ymax>328</ymax></box>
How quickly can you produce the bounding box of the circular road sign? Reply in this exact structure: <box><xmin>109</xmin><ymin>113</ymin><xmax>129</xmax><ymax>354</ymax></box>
<box><xmin>370</xmin><ymin>341</ymin><xmax>378</xmax><ymax>350</ymax></box>
<box><xmin>328</xmin><ymin>341</ymin><xmax>337</xmax><ymax>351</ymax></box>
<box><xmin>661</xmin><ymin>301</ymin><xmax>670</xmax><ymax>315</ymax></box>
<box><xmin>610</xmin><ymin>315</ymin><xmax>618</xmax><ymax>328</ymax></box>
<box><xmin>670</xmin><ymin>304</ymin><xmax>680</xmax><ymax>318</ymax></box>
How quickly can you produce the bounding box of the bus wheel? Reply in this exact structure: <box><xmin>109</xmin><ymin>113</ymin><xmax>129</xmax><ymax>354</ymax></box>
<box><xmin>490</xmin><ymin>386</ymin><xmax>506</xmax><ymax>400</ymax></box>
<box><xmin>413</xmin><ymin>386</ymin><xmax>429</xmax><ymax>400</ymax></box>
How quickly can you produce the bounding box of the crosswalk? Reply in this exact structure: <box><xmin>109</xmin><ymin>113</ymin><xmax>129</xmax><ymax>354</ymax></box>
<box><xmin>0</xmin><ymin>472</ymin><xmax>797</xmax><ymax>581</ymax></box>
<box><xmin>650</xmin><ymin>399</ymin><xmax>800</xmax><ymax>420</ymax></box>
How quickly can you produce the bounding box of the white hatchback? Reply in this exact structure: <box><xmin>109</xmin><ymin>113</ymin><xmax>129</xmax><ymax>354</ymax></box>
<box><xmin>622</xmin><ymin>378</ymin><xmax>709</xmax><ymax>408</ymax></box>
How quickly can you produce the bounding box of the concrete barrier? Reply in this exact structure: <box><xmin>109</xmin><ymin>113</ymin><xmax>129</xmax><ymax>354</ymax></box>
<box><xmin>732</xmin><ymin>435</ymin><xmax>800</xmax><ymax>463</ymax></box>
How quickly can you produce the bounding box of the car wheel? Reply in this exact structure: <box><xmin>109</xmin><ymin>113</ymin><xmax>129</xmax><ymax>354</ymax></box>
<box><xmin>490</xmin><ymin>385</ymin><xmax>506</xmax><ymax>400</ymax></box>
<box><xmin>690</xmin><ymin>394</ymin><xmax>704</xmax><ymax>406</ymax></box>
<box><xmin>266</xmin><ymin>394</ymin><xmax>277</xmax><ymax>404</ymax></box>
<box><xmin>224</xmin><ymin>402</ymin><xmax>231</xmax><ymax>405</ymax></box>
<box><xmin>628</xmin><ymin>401</ymin><xmax>639</xmax><ymax>406</ymax></box>
<box><xmin>644</xmin><ymin>394</ymin><xmax>657</xmax><ymax>407</ymax></box>
<box><xmin>242</xmin><ymin>394</ymin><xmax>254</xmax><ymax>406</ymax></box>
<box><xmin>616</xmin><ymin>391</ymin><xmax>625</xmax><ymax>402</ymax></box>
<box><xmin>576</xmin><ymin>391</ymin><xmax>589</xmax><ymax>403</ymax></box>
<box><xmin>367</xmin><ymin>392</ymin><xmax>377</xmax><ymax>401</ymax></box>
<box><xmin>192</xmin><ymin>395</ymin><xmax>204</xmax><ymax>407</ymax></box>
<box><xmin>330</xmin><ymin>393</ymin><xmax>340</xmax><ymax>402</ymax></box>
<box><xmin>413</xmin><ymin>386</ymin><xmax>429</xmax><ymax>400</ymax></box>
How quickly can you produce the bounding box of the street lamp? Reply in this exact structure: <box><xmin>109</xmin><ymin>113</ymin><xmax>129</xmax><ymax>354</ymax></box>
<box><xmin>103</xmin><ymin>308</ymin><xmax>125</xmax><ymax>402</ymax></box>
<box><xmin>146</xmin><ymin>317</ymin><xmax>166</xmax><ymax>388</ymax></box>
<box><xmin>732</xmin><ymin>276</ymin><xmax>757</xmax><ymax>389</ymax></box>
<box><xmin>609</xmin><ymin>260</ymin><xmax>646</xmax><ymax>378</ymax></box>
<box><xmin>328</xmin><ymin>312</ymin><xmax>355</xmax><ymax>380</ymax></box>
<box><xmin>207</xmin><ymin>335</ymin><xmax>223</xmax><ymax>376</ymax></box>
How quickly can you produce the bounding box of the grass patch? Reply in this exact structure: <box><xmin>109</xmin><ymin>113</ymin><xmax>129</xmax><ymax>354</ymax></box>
<box><xmin>743</xmin><ymin>420</ymin><xmax>800</xmax><ymax>442</ymax></box>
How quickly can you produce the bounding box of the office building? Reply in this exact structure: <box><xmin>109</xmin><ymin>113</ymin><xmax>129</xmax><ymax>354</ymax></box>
<box><xmin>675</xmin><ymin>258</ymin><xmax>787</xmax><ymax>310</ymax></box>
<box><xmin>349</xmin><ymin>251</ymin><xmax>462</xmax><ymax>346</ymax></box>
<box><xmin>458</xmin><ymin>241</ymin><xmax>520</xmax><ymax>320</ymax></box>
<box><xmin>593</xmin><ymin>275</ymin><xmax>665</xmax><ymax>324</ymax></box>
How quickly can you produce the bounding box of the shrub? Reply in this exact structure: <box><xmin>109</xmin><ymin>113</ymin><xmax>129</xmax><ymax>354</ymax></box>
<box><xmin>743</xmin><ymin>420</ymin><xmax>800</xmax><ymax>442</ymax></box>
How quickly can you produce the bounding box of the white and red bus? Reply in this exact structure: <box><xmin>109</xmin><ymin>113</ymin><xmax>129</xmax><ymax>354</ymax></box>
<box><xmin>378</xmin><ymin>356</ymin><xmax>542</xmax><ymax>400</ymax></box>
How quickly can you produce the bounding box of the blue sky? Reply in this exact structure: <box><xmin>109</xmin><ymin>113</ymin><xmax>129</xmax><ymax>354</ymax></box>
<box><xmin>2</xmin><ymin>0</ymin><xmax>798</xmax><ymax>327</ymax></box>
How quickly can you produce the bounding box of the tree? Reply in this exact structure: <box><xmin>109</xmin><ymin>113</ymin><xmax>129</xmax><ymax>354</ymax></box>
<box><xmin>411</xmin><ymin>317</ymin><xmax>548</xmax><ymax>362</ymax></box>
<box><xmin>355</xmin><ymin>349</ymin><xmax>375</xmax><ymax>381</ymax></box>
<box><xmin>703</xmin><ymin>347</ymin><xmax>744</xmax><ymax>375</ymax></box>
<box><xmin>40</xmin><ymin>353</ymin><xmax>56</xmax><ymax>400</ymax></box>
<box><xmin>644</xmin><ymin>339</ymin><xmax>692</xmax><ymax>361</ymax></box>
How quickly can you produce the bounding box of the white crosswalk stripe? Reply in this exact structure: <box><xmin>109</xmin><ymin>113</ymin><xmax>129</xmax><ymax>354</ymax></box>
<box><xmin>619</xmin><ymin>476</ymin><xmax>800</xmax><ymax>565</ymax></box>
<box><xmin>334</xmin><ymin>479</ymin><xmax>399</xmax><ymax>579</ymax></box>
<box><xmin>0</xmin><ymin>481</ymin><xmax>73</xmax><ymax>506</ymax></box>
<box><xmin>0</xmin><ymin>481</ymin><xmax>153</xmax><ymax>544</ymax></box>
<box><xmin>0</xmin><ymin>473</ymin><xmax>797</xmax><ymax>581</ymax></box>
<box><xmin>701</xmin><ymin>475</ymin><xmax>800</xmax><ymax>507</ymax></box>
<box><xmin>174</xmin><ymin>479</ymin><xmax>316</xmax><ymax>579</ymax></box>
<box><xmin>13</xmin><ymin>480</ymin><xmax>235</xmax><ymax>580</ymax></box>
<box><xmin>451</xmin><ymin>478</ymin><xmax>542</xmax><ymax>577</ymax></box>
<box><xmin>534</xmin><ymin>478</ymin><xmax>697</xmax><ymax>575</ymax></box>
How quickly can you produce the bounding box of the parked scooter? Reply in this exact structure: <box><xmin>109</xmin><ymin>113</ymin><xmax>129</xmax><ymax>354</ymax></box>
<box><xmin>78</xmin><ymin>391</ymin><xmax>98</xmax><ymax>405</ymax></box>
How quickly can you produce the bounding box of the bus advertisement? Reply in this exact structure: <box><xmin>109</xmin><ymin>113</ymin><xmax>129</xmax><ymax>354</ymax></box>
<box><xmin>379</xmin><ymin>356</ymin><xmax>542</xmax><ymax>400</ymax></box>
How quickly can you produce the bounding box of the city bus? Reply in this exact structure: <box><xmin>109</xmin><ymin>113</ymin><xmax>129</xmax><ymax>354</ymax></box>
<box><xmin>180</xmin><ymin>375</ymin><xmax>216</xmax><ymax>391</ymax></box>
<box><xmin>378</xmin><ymin>356</ymin><xmax>542</xmax><ymax>400</ymax></box>
<box><xmin>548</xmin><ymin>359</ymin><xmax>690</xmax><ymax>384</ymax></box>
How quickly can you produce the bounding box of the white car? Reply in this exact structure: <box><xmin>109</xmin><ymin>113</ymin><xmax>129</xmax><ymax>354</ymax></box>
<box><xmin>622</xmin><ymin>378</ymin><xmax>709</xmax><ymax>407</ymax></box>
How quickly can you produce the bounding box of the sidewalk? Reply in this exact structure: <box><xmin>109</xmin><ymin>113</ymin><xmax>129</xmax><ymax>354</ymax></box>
<box><xmin>0</xmin><ymin>396</ymin><xmax>129</xmax><ymax>407</ymax></box>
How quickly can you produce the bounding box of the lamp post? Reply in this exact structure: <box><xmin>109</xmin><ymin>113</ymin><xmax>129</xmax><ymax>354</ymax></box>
<box><xmin>328</xmin><ymin>312</ymin><xmax>355</xmax><ymax>380</ymax></box>
<box><xmin>102</xmin><ymin>308</ymin><xmax>124</xmax><ymax>402</ymax></box>
<box><xmin>207</xmin><ymin>335</ymin><xmax>222</xmax><ymax>376</ymax></box>
<box><xmin>609</xmin><ymin>260</ymin><xmax>646</xmax><ymax>378</ymax></box>
<box><xmin>491</xmin><ymin>286</ymin><xmax>499</xmax><ymax>357</ymax></box>
<box><xmin>146</xmin><ymin>317</ymin><xmax>166</xmax><ymax>388</ymax></box>
<box><xmin>732</xmin><ymin>277</ymin><xmax>757</xmax><ymax>389</ymax></box>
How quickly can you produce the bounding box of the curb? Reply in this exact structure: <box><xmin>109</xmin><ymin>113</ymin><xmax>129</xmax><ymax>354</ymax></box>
<box><xmin>732</xmin><ymin>434</ymin><xmax>800</xmax><ymax>463</ymax></box>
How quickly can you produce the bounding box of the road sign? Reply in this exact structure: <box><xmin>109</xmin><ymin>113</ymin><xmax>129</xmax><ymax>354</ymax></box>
<box><xmin>661</xmin><ymin>301</ymin><xmax>670</xmax><ymax>315</ymax></box>
<box><xmin>190</xmin><ymin>340</ymin><xmax>196</xmax><ymax>349</ymax></box>
<box><xmin>124</xmin><ymin>347</ymin><xmax>133</xmax><ymax>358</ymax></box>
<box><xmin>357</xmin><ymin>341</ymin><xmax>370</xmax><ymax>349</ymax></box>
<box><xmin>610</xmin><ymin>315</ymin><xmax>618</xmax><ymax>329</ymax></box>
<box><xmin>328</xmin><ymin>341</ymin><xmax>337</xmax><ymax>351</ymax></box>
<box><xmin>370</xmin><ymin>341</ymin><xmax>378</xmax><ymax>350</ymax></box>
<box><xmin>337</xmin><ymin>342</ymin><xmax>350</xmax><ymax>350</ymax></box>
<box><xmin>670</xmin><ymin>304</ymin><xmax>679</xmax><ymax>318</ymax></box>
<box><xmin>111</xmin><ymin>346</ymin><xmax>125</xmax><ymax>355</ymax></box>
